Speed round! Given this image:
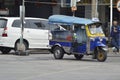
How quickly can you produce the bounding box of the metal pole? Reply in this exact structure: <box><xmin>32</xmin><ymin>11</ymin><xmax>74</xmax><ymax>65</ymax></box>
<box><xmin>96</xmin><ymin>0</ymin><xmax>98</xmax><ymax>18</ymax></box>
<box><xmin>110</xmin><ymin>0</ymin><xmax>113</xmax><ymax>32</ymax></box>
<box><xmin>72</xmin><ymin>11</ymin><xmax>75</xmax><ymax>31</ymax></box>
<box><xmin>92</xmin><ymin>0</ymin><xmax>98</xmax><ymax>18</ymax></box>
<box><xmin>20</xmin><ymin>0</ymin><xmax>25</xmax><ymax>51</ymax></box>
<box><xmin>71</xmin><ymin>0</ymin><xmax>77</xmax><ymax>31</ymax></box>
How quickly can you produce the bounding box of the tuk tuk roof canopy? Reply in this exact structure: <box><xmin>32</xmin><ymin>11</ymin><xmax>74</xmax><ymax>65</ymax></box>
<box><xmin>48</xmin><ymin>15</ymin><xmax>99</xmax><ymax>25</ymax></box>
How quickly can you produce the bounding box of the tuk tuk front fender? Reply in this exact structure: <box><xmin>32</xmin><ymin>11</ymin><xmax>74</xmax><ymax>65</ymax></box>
<box><xmin>95</xmin><ymin>41</ymin><xmax>106</xmax><ymax>47</ymax></box>
<box><xmin>93</xmin><ymin>41</ymin><xmax>108</xmax><ymax>52</ymax></box>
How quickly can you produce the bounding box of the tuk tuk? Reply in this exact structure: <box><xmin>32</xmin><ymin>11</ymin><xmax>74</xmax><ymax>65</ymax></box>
<box><xmin>49</xmin><ymin>15</ymin><xmax>108</xmax><ymax>62</ymax></box>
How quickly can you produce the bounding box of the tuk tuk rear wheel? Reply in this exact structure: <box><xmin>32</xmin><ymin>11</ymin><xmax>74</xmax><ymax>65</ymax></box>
<box><xmin>74</xmin><ymin>54</ymin><xmax>84</xmax><ymax>60</ymax></box>
<box><xmin>96</xmin><ymin>50</ymin><xmax>107</xmax><ymax>62</ymax></box>
<box><xmin>53</xmin><ymin>46</ymin><xmax>64</xmax><ymax>59</ymax></box>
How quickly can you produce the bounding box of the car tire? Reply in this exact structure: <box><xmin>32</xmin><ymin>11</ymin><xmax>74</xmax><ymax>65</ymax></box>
<box><xmin>0</xmin><ymin>48</ymin><xmax>11</xmax><ymax>54</ymax></box>
<box><xmin>53</xmin><ymin>46</ymin><xmax>64</xmax><ymax>59</ymax></box>
<box><xmin>74</xmin><ymin>54</ymin><xmax>84</xmax><ymax>60</ymax></box>
<box><xmin>96</xmin><ymin>49</ymin><xmax>107</xmax><ymax>62</ymax></box>
<box><xmin>15</xmin><ymin>41</ymin><xmax>29</xmax><ymax>56</ymax></box>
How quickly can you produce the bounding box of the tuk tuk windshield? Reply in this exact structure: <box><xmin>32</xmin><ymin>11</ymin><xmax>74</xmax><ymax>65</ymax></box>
<box><xmin>89</xmin><ymin>24</ymin><xmax>104</xmax><ymax>34</ymax></box>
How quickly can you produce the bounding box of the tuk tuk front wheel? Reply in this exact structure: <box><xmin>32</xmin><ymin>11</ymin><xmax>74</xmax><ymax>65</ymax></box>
<box><xmin>74</xmin><ymin>54</ymin><xmax>84</xmax><ymax>60</ymax></box>
<box><xmin>96</xmin><ymin>50</ymin><xmax>107</xmax><ymax>62</ymax></box>
<box><xmin>53</xmin><ymin>46</ymin><xmax>64</xmax><ymax>59</ymax></box>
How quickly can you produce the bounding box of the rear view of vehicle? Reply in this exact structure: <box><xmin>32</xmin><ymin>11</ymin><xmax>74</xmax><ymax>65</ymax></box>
<box><xmin>0</xmin><ymin>17</ymin><xmax>52</xmax><ymax>54</ymax></box>
<box><xmin>0</xmin><ymin>18</ymin><xmax>11</xmax><ymax>54</ymax></box>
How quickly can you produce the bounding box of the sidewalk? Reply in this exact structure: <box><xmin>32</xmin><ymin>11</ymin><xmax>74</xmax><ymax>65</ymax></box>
<box><xmin>108</xmin><ymin>48</ymin><xmax>120</xmax><ymax>57</ymax></box>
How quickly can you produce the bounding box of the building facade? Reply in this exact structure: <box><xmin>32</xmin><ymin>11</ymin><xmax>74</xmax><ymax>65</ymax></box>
<box><xmin>0</xmin><ymin>0</ymin><xmax>53</xmax><ymax>18</ymax></box>
<box><xmin>0</xmin><ymin>0</ymin><xmax>119</xmax><ymax>22</ymax></box>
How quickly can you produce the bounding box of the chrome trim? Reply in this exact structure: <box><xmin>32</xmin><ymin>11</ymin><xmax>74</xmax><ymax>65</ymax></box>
<box><xmin>87</xmin><ymin>38</ymin><xmax>91</xmax><ymax>54</ymax></box>
<box><xmin>63</xmin><ymin>46</ymin><xmax>71</xmax><ymax>53</ymax></box>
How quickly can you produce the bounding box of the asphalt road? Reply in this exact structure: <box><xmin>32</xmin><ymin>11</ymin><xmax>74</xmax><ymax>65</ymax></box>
<box><xmin>0</xmin><ymin>51</ymin><xmax>120</xmax><ymax>80</ymax></box>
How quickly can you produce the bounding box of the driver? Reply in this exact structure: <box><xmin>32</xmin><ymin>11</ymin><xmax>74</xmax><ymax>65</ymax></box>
<box><xmin>90</xmin><ymin>25</ymin><xmax>96</xmax><ymax>34</ymax></box>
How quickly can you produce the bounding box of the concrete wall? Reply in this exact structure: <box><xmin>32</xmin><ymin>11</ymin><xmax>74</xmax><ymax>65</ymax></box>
<box><xmin>52</xmin><ymin>0</ymin><xmax>60</xmax><ymax>14</ymax></box>
<box><xmin>85</xmin><ymin>5</ymin><xmax>92</xmax><ymax>19</ymax></box>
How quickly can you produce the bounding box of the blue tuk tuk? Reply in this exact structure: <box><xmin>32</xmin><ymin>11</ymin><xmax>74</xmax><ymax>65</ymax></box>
<box><xmin>49</xmin><ymin>15</ymin><xmax>108</xmax><ymax>62</ymax></box>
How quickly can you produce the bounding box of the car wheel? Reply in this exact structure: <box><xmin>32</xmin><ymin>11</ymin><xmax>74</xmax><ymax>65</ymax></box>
<box><xmin>0</xmin><ymin>48</ymin><xmax>11</xmax><ymax>54</ymax></box>
<box><xmin>74</xmin><ymin>54</ymin><xmax>84</xmax><ymax>60</ymax></box>
<box><xmin>15</xmin><ymin>41</ymin><xmax>29</xmax><ymax>55</ymax></box>
<box><xmin>96</xmin><ymin>49</ymin><xmax>107</xmax><ymax>62</ymax></box>
<box><xmin>53</xmin><ymin>46</ymin><xmax>64</xmax><ymax>59</ymax></box>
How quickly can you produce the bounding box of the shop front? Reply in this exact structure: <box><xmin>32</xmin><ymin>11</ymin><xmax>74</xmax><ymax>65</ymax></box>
<box><xmin>0</xmin><ymin>0</ymin><xmax>119</xmax><ymax>21</ymax></box>
<box><xmin>0</xmin><ymin>0</ymin><xmax>53</xmax><ymax>18</ymax></box>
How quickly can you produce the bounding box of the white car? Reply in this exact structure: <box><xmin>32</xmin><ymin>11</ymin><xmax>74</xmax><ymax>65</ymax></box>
<box><xmin>0</xmin><ymin>17</ymin><xmax>53</xmax><ymax>54</ymax></box>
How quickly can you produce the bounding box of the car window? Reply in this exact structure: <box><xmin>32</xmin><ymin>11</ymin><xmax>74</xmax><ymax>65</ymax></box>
<box><xmin>12</xmin><ymin>19</ymin><xmax>30</xmax><ymax>28</ymax></box>
<box><xmin>40</xmin><ymin>20</ymin><xmax>63</xmax><ymax>31</ymax></box>
<box><xmin>50</xmin><ymin>24</ymin><xmax>60</xmax><ymax>30</ymax></box>
<box><xmin>12</xmin><ymin>20</ymin><xmax>21</xmax><ymax>27</ymax></box>
<box><xmin>24</xmin><ymin>20</ymin><xmax>30</xmax><ymax>28</ymax></box>
<box><xmin>12</xmin><ymin>19</ymin><xmax>62</xmax><ymax>30</ymax></box>
<box><xmin>0</xmin><ymin>19</ymin><xmax>7</xmax><ymax>28</ymax></box>
<box><xmin>29</xmin><ymin>20</ymin><xmax>45</xmax><ymax>29</ymax></box>
<box><xmin>40</xmin><ymin>20</ymin><xmax>50</xmax><ymax>30</ymax></box>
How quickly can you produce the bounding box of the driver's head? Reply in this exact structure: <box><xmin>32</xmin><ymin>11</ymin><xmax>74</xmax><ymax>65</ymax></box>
<box><xmin>113</xmin><ymin>21</ymin><xmax>118</xmax><ymax>26</ymax></box>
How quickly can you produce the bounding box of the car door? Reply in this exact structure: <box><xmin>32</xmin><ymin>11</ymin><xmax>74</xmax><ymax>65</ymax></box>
<box><xmin>24</xmin><ymin>19</ymin><xmax>49</xmax><ymax>49</ymax></box>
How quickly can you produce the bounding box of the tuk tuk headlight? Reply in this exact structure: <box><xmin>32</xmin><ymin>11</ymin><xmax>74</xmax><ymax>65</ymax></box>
<box><xmin>100</xmin><ymin>38</ymin><xmax>103</xmax><ymax>41</ymax></box>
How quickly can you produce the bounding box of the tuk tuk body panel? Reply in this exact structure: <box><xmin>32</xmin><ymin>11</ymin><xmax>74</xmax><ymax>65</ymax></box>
<box><xmin>50</xmin><ymin>40</ymin><xmax>87</xmax><ymax>54</ymax></box>
<box><xmin>73</xmin><ymin>44</ymin><xmax>87</xmax><ymax>54</ymax></box>
<box><xmin>50</xmin><ymin>28</ymin><xmax>88</xmax><ymax>54</ymax></box>
<box><xmin>73</xmin><ymin>38</ymin><xmax>106</xmax><ymax>54</ymax></box>
<box><xmin>90</xmin><ymin>37</ymin><xmax>106</xmax><ymax>51</ymax></box>
<box><xmin>50</xmin><ymin>41</ymin><xmax>72</xmax><ymax>47</ymax></box>
<box><xmin>50</xmin><ymin>40</ymin><xmax>73</xmax><ymax>53</ymax></box>
<box><xmin>50</xmin><ymin>41</ymin><xmax>92</xmax><ymax>54</ymax></box>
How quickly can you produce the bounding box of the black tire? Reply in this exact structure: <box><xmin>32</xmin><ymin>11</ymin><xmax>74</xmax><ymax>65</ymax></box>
<box><xmin>0</xmin><ymin>48</ymin><xmax>11</xmax><ymax>54</ymax></box>
<box><xmin>74</xmin><ymin>54</ymin><xmax>84</xmax><ymax>60</ymax></box>
<box><xmin>92</xmin><ymin>49</ymin><xmax>97</xmax><ymax>59</ymax></box>
<box><xmin>53</xmin><ymin>46</ymin><xmax>64</xmax><ymax>59</ymax></box>
<box><xmin>96</xmin><ymin>49</ymin><xmax>107</xmax><ymax>62</ymax></box>
<box><xmin>15</xmin><ymin>41</ymin><xmax>28</xmax><ymax>56</ymax></box>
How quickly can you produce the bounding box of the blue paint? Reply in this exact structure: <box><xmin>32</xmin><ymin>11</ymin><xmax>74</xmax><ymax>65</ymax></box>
<box><xmin>50</xmin><ymin>37</ymin><xmax>107</xmax><ymax>54</ymax></box>
<box><xmin>49</xmin><ymin>15</ymin><xmax>99</xmax><ymax>25</ymax></box>
<box><xmin>73</xmin><ymin>44</ymin><xmax>87</xmax><ymax>54</ymax></box>
<box><xmin>50</xmin><ymin>41</ymin><xmax>72</xmax><ymax>47</ymax></box>
<box><xmin>90</xmin><ymin>37</ymin><xmax>106</xmax><ymax>51</ymax></box>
